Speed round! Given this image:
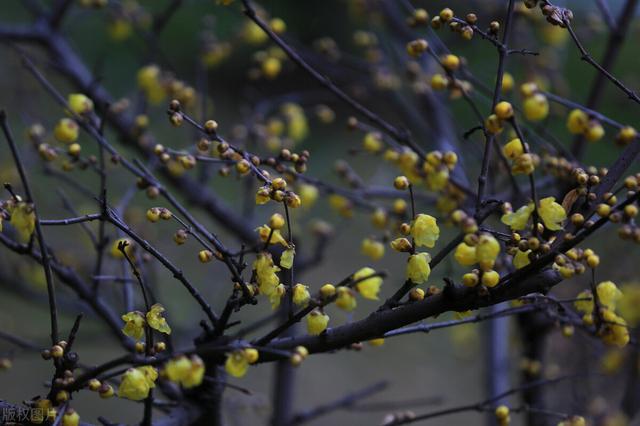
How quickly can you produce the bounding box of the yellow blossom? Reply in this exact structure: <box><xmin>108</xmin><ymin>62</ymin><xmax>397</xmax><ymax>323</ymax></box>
<box><xmin>54</xmin><ymin>118</ymin><xmax>79</xmax><ymax>144</ymax></box>
<box><xmin>619</xmin><ymin>284</ymin><xmax>640</xmax><ymax>326</ymax></box>
<box><xmin>361</xmin><ymin>238</ymin><xmax>385</xmax><ymax>261</ymax></box>
<box><xmin>425</xmin><ymin>168</ymin><xmax>449</xmax><ymax>191</ymax></box>
<box><xmin>335</xmin><ymin>287</ymin><xmax>357</xmax><ymax>311</ymax></box>
<box><xmin>567</xmin><ymin>109</ymin><xmax>588</xmax><ymax>134</ymax></box>
<box><xmin>501</xmin><ymin>203</ymin><xmax>534</xmax><ymax>231</ymax></box>
<box><xmin>502</xmin><ymin>138</ymin><xmax>524</xmax><ymax>160</ymax></box>
<box><xmin>513</xmin><ymin>250</ymin><xmax>531</xmax><ymax>269</ymax></box>
<box><xmin>523</xmin><ymin>93</ymin><xmax>549</xmax><ymax>121</ymax></box>
<box><xmin>407</xmin><ymin>252</ymin><xmax>431</xmax><ymax>284</ymax></box>
<box><xmin>121</xmin><ymin>311</ymin><xmax>145</xmax><ymax>340</ymax></box>
<box><xmin>597</xmin><ymin>281</ymin><xmax>622</xmax><ymax>310</ymax></box>
<box><xmin>256</xmin><ymin>225</ymin><xmax>289</xmax><ymax>247</ymax></box>
<box><xmin>307</xmin><ymin>309</ymin><xmax>329</xmax><ymax>335</ymax></box>
<box><xmin>146</xmin><ymin>304</ymin><xmax>171</xmax><ymax>335</ymax></box>
<box><xmin>165</xmin><ymin>355</ymin><xmax>205</xmax><ymax>387</ymax></box>
<box><xmin>270</xmin><ymin>284</ymin><xmax>286</xmax><ymax>310</ymax></box>
<box><xmin>253</xmin><ymin>253</ymin><xmax>281</xmax><ymax>296</ymax></box>
<box><xmin>600</xmin><ymin>310</ymin><xmax>629</xmax><ymax>348</ymax></box>
<box><xmin>454</xmin><ymin>242</ymin><xmax>476</xmax><ymax>266</ymax></box>
<box><xmin>137</xmin><ymin>366</ymin><xmax>158</xmax><ymax>388</ymax></box>
<box><xmin>410</xmin><ymin>214</ymin><xmax>440</xmax><ymax>248</ymax></box>
<box><xmin>574</xmin><ymin>289</ymin><xmax>594</xmax><ymax>314</ymax></box>
<box><xmin>7</xmin><ymin>201</ymin><xmax>35</xmax><ymax>242</ymax></box>
<box><xmin>118</xmin><ymin>368</ymin><xmax>153</xmax><ymax>401</ymax></box>
<box><xmin>353</xmin><ymin>267</ymin><xmax>383</xmax><ymax>300</ymax></box>
<box><xmin>292</xmin><ymin>284</ymin><xmax>310</xmax><ymax>306</ymax></box>
<box><xmin>298</xmin><ymin>184</ymin><xmax>319</xmax><ymax>207</ymax></box>
<box><xmin>62</xmin><ymin>410</ymin><xmax>80</xmax><ymax>426</ymax></box>
<box><xmin>280</xmin><ymin>247</ymin><xmax>295</xmax><ymax>269</ymax></box>
<box><xmin>476</xmin><ymin>234</ymin><xmax>500</xmax><ymax>270</ymax></box>
<box><xmin>68</xmin><ymin>93</ymin><xmax>94</xmax><ymax>115</ymax></box>
<box><xmin>538</xmin><ymin>197</ymin><xmax>566</xmax><ymax>231</ymax></box>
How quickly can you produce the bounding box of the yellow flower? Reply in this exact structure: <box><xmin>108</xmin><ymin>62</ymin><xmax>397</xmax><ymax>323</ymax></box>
<box><xmin>253</xmin><ymin>253</ymin><xmax>281</xmax><ymax>296</ymax></box>
<box><xmin>619</xmin><ymin>284</ymin><xmax>640</xmax><ymax>326</ymax></box>
<box><xmin>68</xmin><ymin>93</ymin><xmax>94</xmax><ymax>115</ymax></box>
<box><xmin>425</xmin><ymin>168</ymin><xmax>449</xmax><ymax>191</ymax></box>
<box><xmin>538</xmin><ymin>197</ymin><xmax>566</xmax><ymax>231</ymax></box>
<box><xmin>292</xmin><ymin>284</ymin><xmax>310</xmax><ymax>306</ymax></box>
<box><xmin>511</xmin><ymin>153</ymin><xmax>535</xmax><ymax>175</ymax></box>
<box><xmin>335</xmin><ymin>287</ymin><xmax>357</xmax><ymax>311</ymax></box>
<box><xmin>523</xmin><ymin>93</ymin><xmax>549</xmax><ymax>121</ymax></box>
<box><xmin>118</xmin><ymin>368</ymin><xmax>153</xmax><ymax>401</ymax></box>
<box><xmin>361</xmin><ymin>238</ymin><xmax>385</xmax><ymax>261</ymax></box>
<box><xmin>585</xmin><ymin>120</ymin><xmax>604</xmax><ymax>142</ymax></box>
<box><xmin>600</xmin><ymin>310</ymin><xmax>629</xmax><ymax>348</ymax></box>
<box><xmin>53</xmin><ymin>118</ymin><xmax>79</xmax><ymax>144</ymax></box>
<box><xmin>481</xmin><ymin>270</ymin><xmax>500</xmax><ymax>288</ymax></box>
<box><xmin>363</xmin><ymin>132</ymin><xmax>383</xmax><ymax>153</ymax></box>
<box><xmin>410</xmin><ymin>214</ymin><xmax>440</xmax><ymax>248</ymax></box>
<box><xmin>146</xmin><ymin>304</ymin><xmax>171</xmax><ymax>335</ymax></box>
<box><xmin>501</xmin><ymin>203</ymin><xmax>534</xmax><ymax>231</ymax></box>
<box><xmin>476</xmin><ymin>234</ymin><xmax>500</xmax><ymax>271</ymax></box>
<box><xmin>502</xmin><ymin>138</ymin><xmax>524</xmax><ymax>160</ymax></box>
<box><xmin>307</xmin><ymin>309</ymin><xmax>329</xmax><ymax>335</ymax></box>
<box><xmin>280</xmin><ymin>247</ymin><xmax>295</xmax><ymax>269</ymax></box>
<box><xmin>7</xmin><ymin>201</ymin><xmax>35</xmax><ymax>242</ymax></box>
<box><xmin>256</xmin><ymin>225</ymin><xmax>289</xmax><ymax>247</ymax></box>
<box><xmin>454</xmin><ymin>242</ymin><xmax>476</xmax><ymax>266</ymax></box>
<box><xmin>574</xmin><ymin>289</ymin><xmax>594</xmax><ymax>314</ymax></box>
<box><xmin>353</xmin><ymin>267</ymin><xmax>383</xmax><ymax>300</ymax></box>
<box><xmin>597</xmin><ymin>281</ymin><xmax>622</xmax><ymax>310</ymax></box>
<box><xmin>270</xmin><ymin>284</ymin><xmax>286</xmax><ymax>310</ymax></box>
<box><xmin>165</xmin><ymin>355</ymin><xmax>205</xmax><ymax>387</ymax></box>
<box><xmin>137</xmin><ymin>366</ymin><xmax>158</xmax><ymax>388</ymax></box>
<box><xmin>181</xmin><ymin>356</ymin><xmax>205</xmax><ymax>388</ymax></box>
<box><xmin>62</xmin><ymin>409</ymin><xmax>80</xmax><ymax>426</ymax></box>
<box><xmin>137</xmin><ymin>65</ymin><xmax>165</xmax><ymax>105</ymax></box>
<box><xmin>513</xmin><ymin>250</ymin><xmax>531</xmax><ymax>269</ymax></box>
<box><xmin>567</xmin><ymin>109</ymin><xmax>588</xmax><ymax>134</ymax></box>
<box><xmin>407</xmin><ymin>253</ymin><xmax>431</xmax><ymax>284</ymax></box>
<box><xmin>243</xmin><ymin>348</ymin><xmax>259</xmax><ymax>364</ymax></box>
<box><xmin>121</xmin><ymin>311</ymin><xmax>145</xmax><ymax>340</ymax></box>
<box><xmin>298</xmin><ymin>184</ymin><xmax>319</xmax><ymax>207</ymax></box>
<box><xmin>242</xmin><ymin>21</ymin><xmax>268</xmax><ymax>44</ymax></box>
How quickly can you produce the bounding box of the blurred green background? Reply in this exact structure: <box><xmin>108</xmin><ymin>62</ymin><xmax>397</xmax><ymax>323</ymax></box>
<box><xmin>1</xmin><ymin>0</ymin><xmax>640</xmax><ymax>425</ymax></box>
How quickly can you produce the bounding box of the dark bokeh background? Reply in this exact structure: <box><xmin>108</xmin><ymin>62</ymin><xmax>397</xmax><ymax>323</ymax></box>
<box><xmin>1</xmin><ymin>1</ymin><xmax>640</xmax><ymax>425</ymax></box>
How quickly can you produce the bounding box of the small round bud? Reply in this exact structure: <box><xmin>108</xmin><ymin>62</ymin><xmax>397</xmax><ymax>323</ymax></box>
<box><xmin>204</xmin><ymin>120</ymin><xmax>218</xmax><ymax>134</ymax></box>
<box><xmin>99</xmin><ymin>384</ymin><xmax>114</xmax><ymax>399</ymax></box>
<box><xmin>272</xmin><ymin>177</ymin><xmax>287</xmax><ymax>190</ymax></box>
<box><xmin>494</xmin><ymin>101</ymin><xmax>514</xmax><ymax>120</ymax></box>
<box><xmin>409</xmin><ymin>288</ymin><xmax>425</xmax><ymax>301</ymax></box>
<box><xmin>198</xmin><ymin>250</ymin><xmax>214</xmax><ymax>263</ymax></box>
<box><xmin>394</xmin><ymin>176</ymin><xmax>410</xmax><ymax>190</ymax></box>
<box><xmin>441</xmin><ymin>54</ymin><xmax>460</xmax><ymax>71</ymax></box>
<box><xmin>269</xmin><ymin>213</ymin><xmax>286</xmax><ymax>229</ymax></box>
<box><xmin>320</xmin><ymin>283</ymin><xmax>336</xmax><ymax>298</ymax></box>
<box><xmin>88</xmin><ymin>378</ymin><xmax>102</xmax><ymax>391</ymax></box>
<box><xmin>169</xmin><ymin>113</ymin><xmax>183</xmax><ymax>127</ymax></box>
<box><xmin>146</xmin><ymin>207</ymin><xmax>161</xmax><ymax>223</ymax></box>
<box><xmin>51</xmin><ymin>345</ymin><xmax>64</xmax><ymax>358</ymax></box>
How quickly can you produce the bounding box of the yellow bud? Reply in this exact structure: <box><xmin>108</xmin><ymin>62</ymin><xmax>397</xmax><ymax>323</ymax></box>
<box><xmin>494</xmin><ymin>101</ymin><xmax>514</xmax><ymax>120</ymax></box>
<box><xmin>198</xmin><ymin>250</ymin><xmax>214</xmax><ymax>263</ymax></box>
<box><xmin>320</xmin><ymin>283</ymin><xmax>336</xmax><ymax>298</ymax></box>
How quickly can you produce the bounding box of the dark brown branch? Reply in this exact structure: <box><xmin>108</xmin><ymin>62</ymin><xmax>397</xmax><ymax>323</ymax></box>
<box><xmin>1</xmin><ymin>111</ymin><xmax>59</xmax><ymax>345</ymax></box>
